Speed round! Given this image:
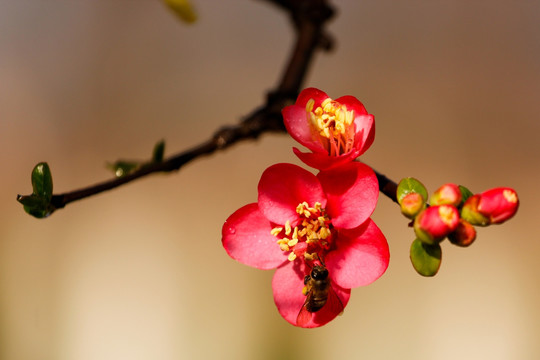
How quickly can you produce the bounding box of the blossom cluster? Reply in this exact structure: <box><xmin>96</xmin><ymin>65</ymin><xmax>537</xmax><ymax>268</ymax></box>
<box><xmin>398</xmin><ymin>179</ymin><xmax>519</xmax><ymax>275</ymax></box>
<box><xmin>222</xmin><ymin>88</ymin><xmax>389</xmax><ymax>328</ymax></box>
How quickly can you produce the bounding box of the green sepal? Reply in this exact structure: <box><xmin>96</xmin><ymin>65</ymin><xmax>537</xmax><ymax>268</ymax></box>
<box><xmin>410</xmin><ymin>238</ymin><xmax>442</xmax><ymax>277</ymax></box>
<box><xmin>107</xmin><ymin>160</ymin><xmax>141</xmax><ymax>178</ymax></box>
<box><xmin>397</xmin><ymin>177</ymin><xmax>428</xmax><ymax>205</ymax></box>
<box><xmin>31</xmin><ymin>162</ymin><xmax>53</xmax><ymax>201</ymax></box>
<box><xmin>152</xmin><ymin>140</ymin><xmax>165</xmax><ymax>163</ymax></box>
<box><xmin>458</xmin><ymin>185</ymin><xmax>473</xmax><ymax>206</ymax></box>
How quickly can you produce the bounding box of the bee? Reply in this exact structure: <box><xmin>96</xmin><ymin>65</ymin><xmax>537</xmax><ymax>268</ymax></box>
<box><xmin>296</xmin><ymin>264</ymin><xmax>344</xmax><ymax>327</ymax></box>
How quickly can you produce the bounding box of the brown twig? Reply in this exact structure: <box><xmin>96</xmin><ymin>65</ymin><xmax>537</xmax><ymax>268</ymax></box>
<box><xmin>19</xmin><ymin>0</ymin><xmax>399</xmax><ymax>214</ymax></box>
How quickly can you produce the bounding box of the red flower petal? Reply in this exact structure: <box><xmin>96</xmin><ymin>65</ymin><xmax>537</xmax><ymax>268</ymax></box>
<box><xmin>272</xmin><ymin>260</ymin><xmax>350</xmax><ymax>328</ymax></box>
<box><xmin>317</xmin><ymin>161</ymin><xmax>379</xmax><ymax>229</ymax></box>
<box><xmin>292</xmin><ymin>147</ymin><xmax>360</xmax><ymax>171</ymax></box>
<box><xmin>325</xmin><ymin>219</ymin><xmax>389</xmax><ymax>289</ymax></box>
<box><xmin>282</xmin><ymin>106</ymin><xmax>326</xmax><ymax>154</ymax></box>
<box><xmin>282</xmin><ymin>88</ymin><xmax>330</xmax><ymax>154</ymax></box>
<box><xmin>352</xmin><ymin>113</ymin><xmax>375</xmax><ymax>156</ymax></box>
<box><xmin>334</xmin><ymin>95</ymin><xmax>368</xmax><ymax>115</ymax></box>
<box><xmin>335</xmin><ymin>95</ymin><xmax>373</xmax><ymax>156</ymax></box>
<box><xmin>258</xmin><ymin>163</ymin><xmax>326</xmax><ymax>226</ymax></box>
<box><xmin>296</xmin><ymin>87</ymin><xmax>329</xmax><ymax>108</ymax></box>
<box><xmin>222</xmin><ymin>203</ymin><xmax>288</xmax><ymax>270</ymax></box>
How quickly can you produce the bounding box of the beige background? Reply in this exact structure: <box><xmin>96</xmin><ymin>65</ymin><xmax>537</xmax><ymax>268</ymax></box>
<box><xmin>1</xmin><ymin>0</ymin><xmax>539</xmax><ymax>359</ymax></box>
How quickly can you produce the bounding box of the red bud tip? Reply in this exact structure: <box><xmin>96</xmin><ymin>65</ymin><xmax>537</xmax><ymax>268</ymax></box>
<box><xmin>430</xmin><ymin>183</ymin><xmax>462</xmax><ymax>207</ymax></box>
<box><xmin>400</xmin><ymin>192</ymin><xmax>425</xmax><ymax>219</ymax></box>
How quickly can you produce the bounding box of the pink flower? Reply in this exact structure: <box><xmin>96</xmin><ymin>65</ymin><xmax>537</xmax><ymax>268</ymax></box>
<box><xmin>222</xmin><ymin>163</ymin><xmax>389</xmax><ymax>328</ymax></box>
<box><xmin>282</xmin><ymin>88</ymin><xmax>375</xmax><ymax>170</ymax></box>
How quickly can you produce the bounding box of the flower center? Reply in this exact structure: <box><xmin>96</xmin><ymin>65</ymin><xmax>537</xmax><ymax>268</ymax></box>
<box><xmin>270</xmin><ymin>201</ymin><xmax>333</xmax><ymax>262</ymax></box>
<box><xmin>306</xmin><ymin>97</ymin><xmax>355</xmax><ymax>156</ymax></box>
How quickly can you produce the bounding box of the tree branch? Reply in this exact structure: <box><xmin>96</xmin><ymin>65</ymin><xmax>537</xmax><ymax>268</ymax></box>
<box><xmin>19</xmin><ymin>0</ymin><xmax>399</xmax><ymax>214</ymax></box>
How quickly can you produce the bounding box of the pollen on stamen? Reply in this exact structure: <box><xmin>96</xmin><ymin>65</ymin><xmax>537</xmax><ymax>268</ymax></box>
<box><xmin>288</xmin><ymin>252</ymin><xmax>297</xmax><ymax>261</ymax></box>
<box><xmin>270</xmin><ymin>227</ymin><xmax>283</xmax><ymax>236</ymax></box>
<box><xmin>285</xmin><ymin>220</ymin><xmax>292</xmax><ymax>236</ymax></box>
<box><xmin>306</xmin><ymin>98</ymin><xmax>315</xmax><ymax>113</ymax></box>
<box><xmin>287</xmin><ymin>238</ymin><xmax>298</xmax><ymax>247</ymax></box>
<box><xmin>321</xmin><ymin>98</ymin><xmax>333</xmax><ymax>109</ymax></box>
<box><xmin>304</xmin><ymin>252</ymin><xmax>318</xmax><ymax>261</ymax></box>
<box><xmin>319</xmin><ymin>227</ymin><xmax>331</xmax><ymax>239</ymax></box>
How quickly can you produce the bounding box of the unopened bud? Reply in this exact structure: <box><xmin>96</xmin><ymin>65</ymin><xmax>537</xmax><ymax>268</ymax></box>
<box><xmin>400</xmin><ymin>192</ymin><xmax>425</xmax><ymax>219</ymax></box>
<box><xmin>414</xmin><ymin>205</ymin><xmax>460</xmax><ymax>245</ymax></box>
<box><xmin>477</xmin><ymin>187</ymin><xmax>519</xmax><ymax>225</ymax></box>
<box><xmin>430</xmin><ymin>183</ymin><xmax>462</xmax><ymax>207</ymax></box>
<box><xmin>448</xmin><ymin>219</ymin><xmax>477</xmax><ymax>247</ymax></box>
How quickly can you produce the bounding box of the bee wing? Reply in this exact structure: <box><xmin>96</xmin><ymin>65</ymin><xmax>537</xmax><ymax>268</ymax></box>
<box><xmin>296</xmin><ymin>290</ymin><xmax>314</xmax><ymax>327</ymax></box>
<box><xmin>296</xmin><ymin>304</ymin><xmax>313</xmax><ymax>327</ymax></box>
<box><xmin>325</xmin><ymin>285</ymin><xmax>345</xmax><ymax>316</ymax></box>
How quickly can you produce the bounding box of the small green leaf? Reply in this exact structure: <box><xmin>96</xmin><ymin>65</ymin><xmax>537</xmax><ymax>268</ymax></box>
<box><xmin>17</xmin><ymin>194</ymin><xmax>54</xmax><ymax>218</ymax></box>
<box><xmin>164</xmin><ymin>0</ymin><xmax>197</xmax><ymax>24</ymax></box>
<box><xmin>31</xmin><ymin>162</ymin><xmax>53</xmax><ymax>201</ymax></box>
<box><xmin>410</xmin><ymin>238</ymin><xmax>442</xmax><ymax>277</ymax></box>
<box><xmin>152</xmin><ymin>140</ymin><xmax>165</xmax><ymax>163</ymax></box>
<box><xmin>397</xmin><ymin>177</ymin><xmax>428</xmax><ymax>205</ymax></box>
<box><xmin>458</xmin><ymin>185</ymin><xmax>474</xmax><ymax>205</ymax></box>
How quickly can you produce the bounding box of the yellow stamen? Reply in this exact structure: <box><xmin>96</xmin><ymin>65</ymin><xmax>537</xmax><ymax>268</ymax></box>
<box><xmin>285</xmin><ymin>220</ymin><xmax>292</xmax><ymax>236</ymax></box>
<box><xmin>271</xmin><ymin>201</ymin><xmax>333</xmax><ymax>263</ymax></box>
<box><xmin>306</xmin><ymin>97</ymin><xmax>356</xmax><ymax>156</ymax></box>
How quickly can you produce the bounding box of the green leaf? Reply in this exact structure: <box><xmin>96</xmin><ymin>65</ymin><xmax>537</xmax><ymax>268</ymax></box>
<box><xmin>152</xmin><ymin>140</ymin><xmax>165</xmax><ymax>163</ymax></box>
<box><xmin>17</xmin><ymin>194</ymin><xmax>54</xmax><ymax>219</ymax></box>
<box><xmin>458</xmin><ymin>185</ymin><xmax>474</xmax><ymax>205</ymax></box>
<box><xmin>397</xmin><ymin>177</ymin><xmax>428</xmax><ymax>205</ymax></box>
<box><xmin>164</xmin><ymin>0</ymin><xmax>197</xmax><ymax>24</ymax></box>
<box><xmin>31</xmin><ymin>162</ymin><xmax>53</xmax><ymax>201</ymax></box>
<box><xmin>410</xmin><ymin>238</ymin><xmax>442</xmax><ymax>277</ymax></box>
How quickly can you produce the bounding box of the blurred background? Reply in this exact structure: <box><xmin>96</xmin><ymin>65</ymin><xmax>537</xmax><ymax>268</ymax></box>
<box><xmin>1</xmin><ymin>0</ymin><xmax>539</xmax><ymax>359</ymax></box>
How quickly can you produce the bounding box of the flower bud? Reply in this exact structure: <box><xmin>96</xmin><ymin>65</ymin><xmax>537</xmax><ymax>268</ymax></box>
<box><xmin>430</xmin><ymin>183</ymin><xmax>462</xmax><ymax>207</ymax></box>
<box><xmin>448</xmin><ymin>219</ymin><xmax>477</xmax><ymax>247</ymax></box>
<box><xmin>400</xmin><ymin>192</ymin><xmax>425</xmax><ymax>219</ymax></box>
<box><xmin>460</xmin><ymin>195</ymin><xmax>490</xmax><ymax>226</ymax></box>
<box><xmin>414</xmin><ymin>205</ymin><xmax>460</xmax><ymax>245</ymax></box>
<box><xmin>477</xmin><ymin>187</ymin><xmax>519</xmax><ymax>225</ymax></box>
